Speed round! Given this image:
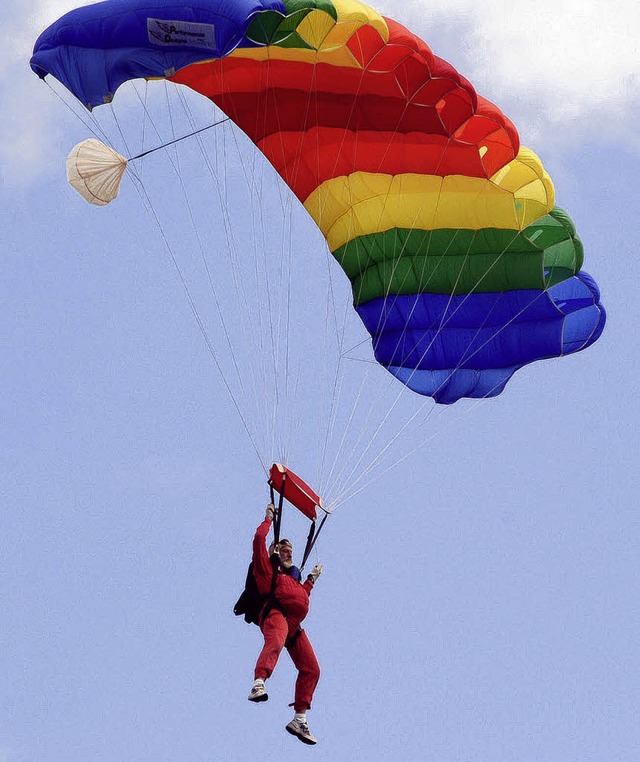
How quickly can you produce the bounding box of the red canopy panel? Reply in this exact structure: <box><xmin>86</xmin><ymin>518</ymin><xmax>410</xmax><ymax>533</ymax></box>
<box><xmin>269</xmin><ymin>463</ymin><xmax>323</xmax><ymax>521</ymax></box>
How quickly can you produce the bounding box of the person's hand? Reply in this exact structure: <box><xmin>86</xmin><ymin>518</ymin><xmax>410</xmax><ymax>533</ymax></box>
<box><xmin>308</xmin><ymin>564</ymin><xmax>323</xmax><ymax>583</ymax></box>
<box><xmin>265</xmin><ymin>503</ymin><xmax>275</xmax><ymax>521</ymax></box>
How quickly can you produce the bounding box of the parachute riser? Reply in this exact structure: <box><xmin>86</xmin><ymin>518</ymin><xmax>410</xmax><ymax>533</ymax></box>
<box><xmin>269</xmin><ymin>475</ymin><xmax>286</xmax><ymax>546</ymax></box>
<box><xmin>300</xmin><ymin>513</ymin><xmax>328</xmax><ymax>573</ymax></box>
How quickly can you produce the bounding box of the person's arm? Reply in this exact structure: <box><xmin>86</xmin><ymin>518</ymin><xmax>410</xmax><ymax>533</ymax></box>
<box><xmin>252</xmin><ymin>506</ymin><xmax>275</xmax><ymax>594</ymax></box>
<box><xmin>303</xmin><ymin>564</ymin><xmax>323</xmax><ymax>594</ymax></box>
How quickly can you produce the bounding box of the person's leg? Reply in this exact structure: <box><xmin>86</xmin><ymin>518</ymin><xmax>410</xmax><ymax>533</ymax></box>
<box><xmin>287</xmin><ymin>629</ymin><xmax>320</xmax><ymax>711</ymax></box>
<box><xmin>284</xmin><ymin>630</ymin><xmax>320</xmax><ymax>744</ymax></box>
<box><xmin>248</xmin><ymin>610</ymin><xmax>288</xmax><ymax>702</ymax></box>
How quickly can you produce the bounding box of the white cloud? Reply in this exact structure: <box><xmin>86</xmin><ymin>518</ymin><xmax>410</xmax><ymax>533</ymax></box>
<box><xmin>378</xmin><ymin>0</ymin><xmax>640</xmax><ymax>150</ymax></box>
<box><xmin>9</xmin><ymin>0</ymin><xmax>95</xmax><ymax>63</ymax></box>
<box><xmin>2</xmin><ymin>1</ymin><xmax>96</xmax><ymax>188</ymax></box>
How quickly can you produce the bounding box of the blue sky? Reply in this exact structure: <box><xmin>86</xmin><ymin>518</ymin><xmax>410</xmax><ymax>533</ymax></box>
<box><xmin>2</xmin><ymin>2</ymin><xmax>639</xmax><ymax>761</ymax></box>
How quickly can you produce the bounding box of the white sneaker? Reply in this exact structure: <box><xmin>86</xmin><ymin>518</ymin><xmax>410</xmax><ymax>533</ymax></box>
<box><xmin>247</xmin><ymin>682</ymin><xmax>268</xmax><ymax>702</ymax></box>
<box><xmin>285</xmin><ymin>718</ymin><xmax>317</xmax><ymax>745</ymax></box>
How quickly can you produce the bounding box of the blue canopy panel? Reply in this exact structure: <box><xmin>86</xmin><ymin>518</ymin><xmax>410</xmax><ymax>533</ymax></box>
<box><xmin>356</xmin><ymin>272</ymin><xmax>606</xmax><ymax>404</ymax></box>
<box><xmin>30</xmin><ymin>0</ymin><xmax>287</xmax><ymax>108</ymax></box>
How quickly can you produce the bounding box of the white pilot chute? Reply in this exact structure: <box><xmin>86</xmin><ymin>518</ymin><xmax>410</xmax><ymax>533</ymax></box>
<box><xmin>66</xmin><ymin>138</ymin><xmax>127</xmax><ymax>205</ymax></box>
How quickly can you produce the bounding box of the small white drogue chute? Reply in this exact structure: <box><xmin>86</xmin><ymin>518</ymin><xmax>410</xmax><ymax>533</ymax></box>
<box><xmin>66</xmin><ymin>138</ymin><xmax>127</xmax><ymax>205</ymax></box>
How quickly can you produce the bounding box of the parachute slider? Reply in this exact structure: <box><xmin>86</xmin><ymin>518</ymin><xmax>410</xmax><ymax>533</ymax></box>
<box><xmin>268</xmin><ymin>463</ymin><xmax>325</xmax><ymax>521</ymax></box>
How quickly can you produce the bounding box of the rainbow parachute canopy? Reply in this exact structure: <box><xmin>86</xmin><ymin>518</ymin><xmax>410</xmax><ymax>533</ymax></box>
<box><xmin>31</xmin><ymin>0</ymin><xmax>605</xmax><ymax>404</ymax></box>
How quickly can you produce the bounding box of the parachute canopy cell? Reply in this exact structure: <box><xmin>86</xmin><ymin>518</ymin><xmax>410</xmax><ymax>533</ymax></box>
<box><xmin>31</xmin><ymin>0</ymin><xmax>606</xmax><ymax>404</ymax></box>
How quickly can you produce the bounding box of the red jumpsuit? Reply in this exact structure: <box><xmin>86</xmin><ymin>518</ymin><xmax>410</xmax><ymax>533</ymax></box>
<box><xmin>252</xmin><ymin>518</ymin><xmax>320</xmax><ymax>712</ymax></box>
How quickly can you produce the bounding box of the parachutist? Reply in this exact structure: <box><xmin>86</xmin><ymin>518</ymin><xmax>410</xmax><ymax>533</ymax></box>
<box><xmin>248</xmin><ymin>507</ymin><xmax>322</xmax><ymax>745</ymax></box>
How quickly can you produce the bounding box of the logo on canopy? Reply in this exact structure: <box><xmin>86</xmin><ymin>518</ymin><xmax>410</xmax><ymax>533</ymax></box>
<box><xmin>148</xmin><ymin>18</ymin><xmax>216</xmax><ymax>50</ymax></box>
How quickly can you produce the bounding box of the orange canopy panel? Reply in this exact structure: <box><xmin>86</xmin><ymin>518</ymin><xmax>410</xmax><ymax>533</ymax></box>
<box><xmin>269</xmin><ymin>463</ymin><xmax>323</xmax><ymax>521</ymax></box>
